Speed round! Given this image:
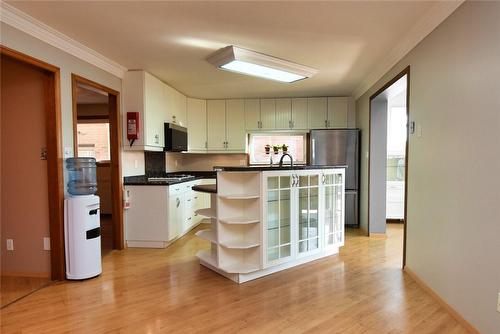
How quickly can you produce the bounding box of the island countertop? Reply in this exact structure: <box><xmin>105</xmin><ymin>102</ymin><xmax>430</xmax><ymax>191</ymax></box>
<box><xmin>213</xmin><ymin>165</ymin><xmax>347</xmax><ymax>172</ymax></box>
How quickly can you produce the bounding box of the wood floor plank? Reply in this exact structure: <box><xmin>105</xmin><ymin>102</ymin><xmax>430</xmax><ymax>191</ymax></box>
<box><xmin>0</xmin><ymin>224</ymin><xmax>471</xmax><ymax>333</ymax></box>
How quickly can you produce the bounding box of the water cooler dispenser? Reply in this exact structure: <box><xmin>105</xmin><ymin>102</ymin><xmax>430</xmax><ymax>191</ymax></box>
<box><xmin>64</xmin><ymin>158</ymin><xmax>102</xmax><ymax>280</ymax></box>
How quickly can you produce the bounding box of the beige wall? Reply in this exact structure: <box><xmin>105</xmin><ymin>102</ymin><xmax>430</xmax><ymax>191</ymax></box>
<box><xmin>1</xmin><ymin>56</ymin><xmax>51</xmax><ymax>276</ymax></box>
<box><xmin>356</xmin><ymin>2</ymin><xmax>500</xmax><ymax>333</ymax></box>
<box><xmin>0</xmin><ymin>23</ymin><xmax>124</xmax><ymax>183</ymax></box>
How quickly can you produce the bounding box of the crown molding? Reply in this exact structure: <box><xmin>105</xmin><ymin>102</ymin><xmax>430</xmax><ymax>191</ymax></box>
<box><xmin>352</xmin><ymin>0</ymin><xmax>464</xmax><ymax>100</ymax></box>
<box><xmin>0</xmin><ymin>1</ymin><xmax>127</xmax><ymax>78</ymax></box>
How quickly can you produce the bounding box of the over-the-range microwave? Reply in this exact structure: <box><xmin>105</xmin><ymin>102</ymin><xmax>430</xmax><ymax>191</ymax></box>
<box><xmin>164</xmin><ymin>123</ymin><xmax>187</xmax><ymax>152</ymax></box>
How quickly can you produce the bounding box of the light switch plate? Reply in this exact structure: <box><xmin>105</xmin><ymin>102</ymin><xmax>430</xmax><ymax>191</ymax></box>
<box><xmin>64</xmin><ymin>147</ymin><xmax>73</xmax><ymax>159</ymax></box>
<box><xmin>43</xmin><ymin>237</ymin><xmax>51</xmax><ymax>251</ymax></box>
<box><xmin>6</xmin><ymin>239</ymin><xmax>14</xmax><ymax>251</ymax></box>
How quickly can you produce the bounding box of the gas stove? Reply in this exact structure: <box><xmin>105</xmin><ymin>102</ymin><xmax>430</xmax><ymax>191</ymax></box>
<box><xmin>147</xmin><ymin>174</ymin><xmax>195</xmax><ymax>182</ymax></box>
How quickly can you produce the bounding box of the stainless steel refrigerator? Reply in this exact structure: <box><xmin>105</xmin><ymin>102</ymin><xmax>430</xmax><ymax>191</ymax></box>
<box><xmin>309</xmin><ymin>129</ymin><xmax>360</xmax><ymax>227</ymax></box>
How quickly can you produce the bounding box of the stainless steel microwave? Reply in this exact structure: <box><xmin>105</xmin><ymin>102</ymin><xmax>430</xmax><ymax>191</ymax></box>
<box><xmin>164</xmin><ymin>123</ymin><xmax>187</xmax><ymax>152</ymax></box>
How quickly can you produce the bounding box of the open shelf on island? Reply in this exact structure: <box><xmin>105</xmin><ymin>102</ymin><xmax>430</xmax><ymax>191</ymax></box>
<box><xmin>219</xmin><ymin>240</ymin><xmax>260</xmax><ymax>249</ymax></box>
<box><xmin>196</xmin><ymin>249</ymin><xmax>217</xmax><ymax>267</ymax></box>
<box><xmin>221</xmin><ymin>263</ymin><xmax>260</xmax><ymax>274</ymax></box>
<box><xmin>219</xmin><ymin>217</ymin><xmax>260</xmax><ymax>225</ymax></box>
<box><xmin>218</xmin><ymin>194</ymin><xmax>260</xmax><ymax>200</ymax></box>
<box><xmin>195</xmin><ymin>229</ymin><xmax>216</xmax><ymax>243</ymax></box>
<box><xmin>195</xmin><ymin>208</ymin><xmax>216</xmax><ymax>218</ymax></box>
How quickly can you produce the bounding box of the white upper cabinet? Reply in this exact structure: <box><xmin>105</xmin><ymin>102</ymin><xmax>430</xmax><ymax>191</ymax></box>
<box><xmin>245</xmin><ymin>99</ymin><xmax>261</xmax><ymax>130</ymax></box>
<box><xmin>144</xmin><ymin>72</ymin><xmax>166</xmax><ymax>148</ymax></box>
<box><xmin>173</xmin><ymin>89</ymin><xmax>187</xmax><ymax>127</ymax></box>
<box><xmin>187</xmin><ymin>98</ymin><xmax>207</xmax><ymax>152</ymax></box>
<box><xmin>275</xmin><ymin>98</ymin><xmax>292</xmax><ymax>129</ymax></box>
<box><xmin>225</xmin><ymin>99</ymin><xmax>246</xmax><ymax>151</ymax></box>
<box><xmin>308</xmin><ymin>97</ymin><xmax>328</xmax><ymax>129</ymax></box>
<box><xmin>291</xmin><ymin>98</ymin><xmax>308</xmax><ymax>129</ymax></box>
<box><xmin>207</xmin><ymin>100</ymin><xmax>226</xmax><ymax>151</ymax></box>
<box><xmin>327</xmin><ymin>97</ymin><xmax>348</xmax><ymax>128</ymax></box>
<box><xmin>260</xmin><ymin>99</ymin><xmax>276</xmax><ymax>130</ymax></box>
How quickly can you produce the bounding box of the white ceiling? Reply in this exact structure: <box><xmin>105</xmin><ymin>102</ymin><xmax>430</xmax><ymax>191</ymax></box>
<box><xmin>8</xmin><ymin>1</ymin><xmax>443</xmax><ymax>99</ymax></box>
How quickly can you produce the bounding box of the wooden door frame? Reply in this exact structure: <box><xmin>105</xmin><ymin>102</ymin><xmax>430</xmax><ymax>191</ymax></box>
<box><xmin>0</xmin><ymin>46</ymin><xmax>65</xmax><ymax>280</ymax></box>
<box><xmin>368</xmin><ymin>66</ymin><xmax>410</xmax><ymax>268</ymax></box>
<box><xmin>71</xmin><ymin>74</ymin><xmax>124</xmax><ymax>250</ymax></box>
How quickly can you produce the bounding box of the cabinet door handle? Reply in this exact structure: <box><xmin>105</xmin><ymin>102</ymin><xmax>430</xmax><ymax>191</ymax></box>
<box><xmin>176</xmin><ymin>198</ymin><xmax>180</xmax><ymax>208</ymax></box>
<box><xmin>324</xmin><ymin>120</ymin><xmax>328</xmax><ymax>127</ymax></box>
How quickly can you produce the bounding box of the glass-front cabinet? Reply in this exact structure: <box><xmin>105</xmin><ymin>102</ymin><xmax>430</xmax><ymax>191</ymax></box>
<box><xmin>323</xmin><ymin>170</ymin><xmax>345</xmax><ymax>249</ymax></box>
<box><xmin>263</xmin><ymin>168</ymin><xmax>345</xmax><ymax>268</ymax></box>
<box><xmin>265</xmin><ymin>174</ymin><xmax>293</xmax><ymax>265</ymax></box>
<box><xmin>296</xmin><ymin>172</ymin><xmax>321</xmax><ymax>257</ymax></box>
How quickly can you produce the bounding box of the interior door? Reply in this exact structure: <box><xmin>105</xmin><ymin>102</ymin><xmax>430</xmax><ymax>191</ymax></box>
<box><xmin>206</xmin><ymin>99</ymin><xmax>226</xmax><ymax>150</ymax></box>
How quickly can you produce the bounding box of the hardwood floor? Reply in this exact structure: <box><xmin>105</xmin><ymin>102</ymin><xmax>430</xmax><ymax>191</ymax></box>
<box><xmin>0</xmin><ymin>276</ymin><xmax>51</xmax><ymax>308</ymax></box>
<box><xmin>0</xmin><ymin>224</ymin><xmax>469</xmax><ymax>333</ymax></box>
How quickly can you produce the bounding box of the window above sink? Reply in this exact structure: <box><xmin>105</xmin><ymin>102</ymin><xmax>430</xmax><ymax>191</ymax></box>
<box><xmin>248</xmin><ymin>133</ymin><xmax>307</xmax><ymax>165</ymax></box>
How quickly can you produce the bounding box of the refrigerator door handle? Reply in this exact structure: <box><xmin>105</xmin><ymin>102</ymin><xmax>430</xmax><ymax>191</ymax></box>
<box><xmin>311</xmin><ymin>138</ymin><xmax>316</xmax><ymax>162</ymax></box>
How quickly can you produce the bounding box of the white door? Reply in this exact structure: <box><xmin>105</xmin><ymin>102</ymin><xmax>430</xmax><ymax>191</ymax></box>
<box><xmin>207</xmin><ymin>99</ymin><xmax>226</xmax><ymax>150</ymax></box>
<box><xmin>187</xmin><ymin>98</ymin><xmax>207</xmax><ymax>151</ymax></box>
<box><xmin>168</xmin><ymin>194</ymin><xmax>184</xmax><ymax>241</ymax></box>
<box><xmin>143</xmin><ymin>72</ymin><xmax>165</xmax><ymax>147</ymax></box>
<box><xmin>308</xmin><ymin>97</ymin><xmax>328</xmax><ymax>129</ymax></box>
<box><xmin>275</xmin><ymin>98</ymin><xmax>292</xmax><ymax>129</ymax></box>
<box><xmin>263</xmin><ymin>172</ymin><xmax>294</xmax><ymax>267</ymax></box>
<box><xmin>328</xmin><ymin>97</ymin><xmax>348</xmax><ymax>128</ymax></box>
<box><xmin>245</xmin><ymin>99</ymin><xmax>261</xmax><ymax>130</ymax></box>
<box><xmin>225</xmin><ymin>99</ymin><xmax>246</xmax><ymax>151</ymax></box>
<box><xmin>291</xmin><ymin>98</ymin><xmax>308</xmax><ymax>129</ymax></box>
<box><xmin>260</xmin><ymin>99</ymin><xmax>276</xmax><ymax>130</ymax></box>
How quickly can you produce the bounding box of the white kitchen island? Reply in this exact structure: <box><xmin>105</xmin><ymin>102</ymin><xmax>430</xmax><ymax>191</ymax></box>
<box><xmin>194</xmin><ymin>166</ymin><xmax>346</xmax><ymax>283</ymax></box>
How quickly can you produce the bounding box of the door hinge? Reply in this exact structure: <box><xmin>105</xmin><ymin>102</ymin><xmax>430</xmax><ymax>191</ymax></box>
<box><xmin>40</xmin><ymin>147</ymin><xmax>48</xmax><ymax>160</ymax></box>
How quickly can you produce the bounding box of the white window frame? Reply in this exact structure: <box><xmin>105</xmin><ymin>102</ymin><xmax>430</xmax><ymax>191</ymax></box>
<box><xmin>248</xmin><ymin>132</ymin><xmax>308</xmax><ymax>165</ymax></box>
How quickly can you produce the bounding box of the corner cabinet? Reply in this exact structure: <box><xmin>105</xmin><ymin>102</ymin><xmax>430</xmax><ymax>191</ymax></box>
<box><xmin>262</xmin><ymin>168</ymin><xmax>345</xmax><ymax>269</ymax></box>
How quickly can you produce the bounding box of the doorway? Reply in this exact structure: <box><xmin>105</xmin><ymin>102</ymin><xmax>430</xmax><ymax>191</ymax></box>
<box><xmin>71</xmin><ymin>75</ymin><xmax>124</xmax><ymax>252</ymax></box>
<box><xmin>0</xmin><ymin>47</ymin><xmax>64</xmax><ymax>307</ymax></box>
<box><xmin>368</xmin><ymin>67</ymin><xmax>410</xmax><ymax>267</ymax></box>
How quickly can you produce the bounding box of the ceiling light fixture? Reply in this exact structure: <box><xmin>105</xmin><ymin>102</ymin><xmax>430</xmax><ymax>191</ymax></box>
<box><xmin>207</xmin><ymin>46</ymin><xmax>318</xmax><ymax>83</ymax></box>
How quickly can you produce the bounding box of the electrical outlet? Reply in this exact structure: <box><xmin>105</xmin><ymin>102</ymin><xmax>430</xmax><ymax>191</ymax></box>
<box><xmin>417</xmin><ymin>124</ymin><xmax>423</xmax><ymax>138</ymax></box>
<box><xmin>43</xmin><ymin>237</ymin><xmax>51</xmax><ymax>251</ymax></box>
<box><xmin>64</xmin><ymin>146</ymin><xmax>73</xmax><ymax>159</ymax></box>
<box><xmin>6</xmin><ymin>239</ymin><xmax>14</xmax><ymax>251</ymax></box>
<box><xmin>497</xmin><ymin>293</ymin><xmax>500</xmax><ymax>313</ymax></box>
<box><xmin>239</xmin><ymin>159</ymin><xmax>246</xmax><ymax>166</ymax></box>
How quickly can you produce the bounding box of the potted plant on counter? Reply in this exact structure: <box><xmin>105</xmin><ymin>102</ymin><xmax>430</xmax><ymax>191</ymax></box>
<box><xmin>273</xmin><ymin>145</ymin><xmax>280</xmax><ymax>155</ymax></box>
<box><xmin>282</xmin><ymin>144</ymin><xmax>288</xmax><ymax>153</ymax></box>
<box><xmin>265</xmin><ymin>144</ymin><xmax>271</xmax><ymax>155</ymax></box>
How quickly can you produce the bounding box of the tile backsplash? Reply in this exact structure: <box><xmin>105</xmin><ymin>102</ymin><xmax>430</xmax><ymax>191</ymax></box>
<box><xmin>165</xmin><ymin>152</ymin><xmax>247</xmax><ymax>172</ymax></box>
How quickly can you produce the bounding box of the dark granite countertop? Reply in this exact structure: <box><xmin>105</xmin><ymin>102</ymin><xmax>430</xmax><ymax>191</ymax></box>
<box><xmin>213</xmin><ymin>165</ymin><xmax>347</xmax><ymax>172</ymax></box>
<box><xmin>192</xmin><ymin>184</ymin><xmax>217</xmax><ymax>194</ymax></box>
<box><xmin>124</xmin><ymin>171</ymin><xmax>216</xmax><ymax>186</ymax></box>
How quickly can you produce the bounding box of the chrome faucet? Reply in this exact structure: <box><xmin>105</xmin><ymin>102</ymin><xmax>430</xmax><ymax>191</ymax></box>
<box><xmin>279</xmin><ymin>153</ymin><xmax>294</xmax><ymax>167</ymax></box>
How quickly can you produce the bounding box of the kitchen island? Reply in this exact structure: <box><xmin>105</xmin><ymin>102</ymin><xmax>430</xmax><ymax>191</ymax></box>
<box><xmin>194</xmin><ymin>165</ymin><xmax>346</xmax><ymax>283</ymax></box>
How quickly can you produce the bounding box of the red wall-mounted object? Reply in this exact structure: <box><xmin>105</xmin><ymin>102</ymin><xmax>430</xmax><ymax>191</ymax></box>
<box><xmin>126</xmin><ymin>112</ymin><xmax>140</xmax><ymax>144</ymax></box>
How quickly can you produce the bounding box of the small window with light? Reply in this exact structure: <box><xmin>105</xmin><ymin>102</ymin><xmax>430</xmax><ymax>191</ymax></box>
<box><xmin>248</xmin><ymin>133</ymin><xmax>307</xmax><ymax>165</ymax></box>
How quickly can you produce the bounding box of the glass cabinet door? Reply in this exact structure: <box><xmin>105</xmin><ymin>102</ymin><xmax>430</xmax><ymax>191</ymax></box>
<box><xmin>266</xmin><ymin>175</ymin><xmax>292</xmax><ymax>263</ymax></box>
<box><xmin>324</xmin><ymin>172</ymin><xmax>344</xmax><ymax>248</ymax></box>
<box><xmin>297</xmin><ymin>174</ymin><xmax>320</xmax><ymax>255</ymax></box>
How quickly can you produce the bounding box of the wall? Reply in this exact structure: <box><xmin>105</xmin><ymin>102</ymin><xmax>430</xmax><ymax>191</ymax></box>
<box><xmin>165</xmin><ymin>153</ymin><xmax>247</xmax><ymax>172</ymax></box>
<box><xmin>1</xmin><ymin>56</ymin><xmax>51</xmax><ymax>276</ymax></box>
<box><xmin>0</xmin><ymin>23</ymin><xmax>123</xmax><ymax>180</ymax></box>
<box><xmin>356</xmin><ymin>2</ymin><xmax>500</xmax><ymax>333</ymax></box>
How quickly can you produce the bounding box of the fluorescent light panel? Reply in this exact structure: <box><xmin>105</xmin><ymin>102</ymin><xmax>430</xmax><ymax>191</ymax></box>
<box><xmin>207</xmin><ymin>46</ymin><xmax>317</xmax><ymax>83</ymax></box>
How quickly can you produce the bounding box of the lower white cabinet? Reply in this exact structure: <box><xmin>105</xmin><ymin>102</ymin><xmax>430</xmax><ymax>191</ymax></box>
<box><xmin>262</xmin><ymin>169</ymin><xmax>345</xmax><ymax>268</ymax></box>
<box><xmin>125</xmin><ymin>178</ymin><xmax>215</xmax><ymax>248</ymax></box>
